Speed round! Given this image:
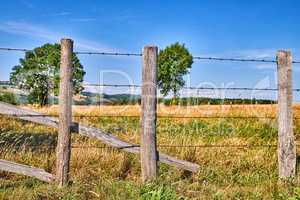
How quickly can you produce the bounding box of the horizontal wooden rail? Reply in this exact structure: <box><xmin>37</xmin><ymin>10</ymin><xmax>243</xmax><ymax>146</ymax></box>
<box><xmin>0</xmin><ymin>159</ymin><xmax>54</xmax><ymax>183</ymax></box>
<box><xmin>0</xmin><ymin>102</ymin><xmax>199</xmax><ymax>172</ymax></box>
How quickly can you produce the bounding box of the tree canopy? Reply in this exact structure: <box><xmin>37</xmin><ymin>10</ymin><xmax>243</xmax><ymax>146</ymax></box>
<box><xmin>10</xmin><ymin>43</ymin><xmax>85</xmax><ymax>106</ymax></box>
<box><xmin>157</xmin><ymin>43</ymin><xmax>193</xmax><ymax>98</ymax></box>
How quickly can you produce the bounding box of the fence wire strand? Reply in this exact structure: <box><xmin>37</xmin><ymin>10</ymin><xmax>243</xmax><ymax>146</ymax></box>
<box><xmin>83</xmin><ymin>83</ymin><xmax>300</xmax><ymax>92</ymax></box>
<box><xmin>3</xmin><ymin>82</ymin><xmax>300</xmax><ymax>92</ymax></box>
<box><xmin>0</xmin><ymin>144</ymin><xmax>283</xmax><ymax>149</ymax></box>
<box><xmin>0</xmin><ymin>113</ymin><xmax>284</xmax><ymax>119</ymax></box>
<box><xmin>7</xmin><ymin>143</ymin><xmax>300</xmax><ymax>150</ymax></box>
<box><xmin>192</xmin><ymin>56</ymin><xmax>276</xmax><ymax>63</ymax></box>
<box><xmin>1</xmin><ymin>47</ymin><xmax>300</xmax><ymax>63</ymax></box>
<box><xmin>0</xmin><ymin>47</ymin><xmax>32</xmax><ymax>52</ymax></box>
<box><xmin>74</xmin><ymin>51</ymin><xmax>142</xmax><ymax>57</ymax></box>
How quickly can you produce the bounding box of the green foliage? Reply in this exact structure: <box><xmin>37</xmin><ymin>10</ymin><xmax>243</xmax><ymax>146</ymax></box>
<box><xmin>139</xmin><ymin>184</ymin><xmax>181</xmax><ymax>200</ymax></box>
<box><xmin>158</xmin><ymin>43</ymin><xmax>193</xmax><ymax>98</ymax></box>
<box><xmin>0</xmin><ymin>92</ymin><xmax>17</xmax><ymax>105</ymax></box>
<box><xmin>10</xmin><ymin>43</ymin><xmax>85</xmax><ymax>106</ymax></box>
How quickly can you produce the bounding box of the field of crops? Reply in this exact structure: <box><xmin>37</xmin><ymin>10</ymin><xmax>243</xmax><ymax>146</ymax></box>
<box><xmin>1</xmin><ymin>104</ymin><xmax>300</xmax><ymax>199</ymax></box>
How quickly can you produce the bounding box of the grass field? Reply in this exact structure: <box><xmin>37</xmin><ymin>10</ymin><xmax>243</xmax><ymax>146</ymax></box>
<box><xmin>1</xmin><ymin>104</ymin><xmax>300</xmax><ymax>199</ymax></box>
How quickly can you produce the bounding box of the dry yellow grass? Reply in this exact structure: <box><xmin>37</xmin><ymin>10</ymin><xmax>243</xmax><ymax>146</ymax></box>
<box><xmin>30</xmin><ymin>103</ymin><xmax>300</xmax><ymax>117</ymax></box>
<box><xmin>1</xmin><ymin>104</ymin><xmax>300</xmax><ymax>199</ymax></box>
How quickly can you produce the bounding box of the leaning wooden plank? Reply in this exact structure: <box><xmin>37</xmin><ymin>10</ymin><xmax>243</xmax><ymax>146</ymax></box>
<box><xmin>0</xmin><ymin>102</ymin><xmax>200</xmax><ymax>172</ymax></box>
<box><xmin>0</xmin><ymin>159</ymin><xmax>54</xmax><ymax>183</ymax></box>
<box><xmin>0</xmin><ymin>102</ymin><xmax>58</xmax><ymax>128</ymax></box>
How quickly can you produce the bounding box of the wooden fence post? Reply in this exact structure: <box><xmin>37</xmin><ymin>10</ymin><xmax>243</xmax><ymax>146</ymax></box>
<box><xmin>277</xmin><ymin>50</ymin><xmax>296</xmax><ymax>179</ymax></box>
<box><xmin>56</xmin><ymin>38</ymin><xmax>73</xmax><ymax>187</ymax></box>
<box><xmin>140</xmin><ymin>45</ymin><xmax>158</xmax><ymax>182</ymax></box>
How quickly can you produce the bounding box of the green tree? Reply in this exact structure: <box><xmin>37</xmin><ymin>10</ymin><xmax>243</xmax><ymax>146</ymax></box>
<box><xmin>158</xmin><ymin>43</ymin><xmax>193</xmax><ymax>99</ymax></box>
<box><xmin>10</xmin><ymin>43</ymin><xmax>85</xmax><ymax>106</ymax></box>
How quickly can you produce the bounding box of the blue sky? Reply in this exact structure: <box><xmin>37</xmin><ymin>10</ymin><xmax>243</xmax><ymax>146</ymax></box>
<box><xmin>1</xmin><ymin>0</ymin><xmax>300</xmax><ymax>98</ymax></box>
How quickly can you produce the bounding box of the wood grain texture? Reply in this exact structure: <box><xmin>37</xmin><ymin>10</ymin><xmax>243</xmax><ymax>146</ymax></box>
<box><xmin>56</xmin><ymin>38</ymin><xmax>73</xmax><ymax>187</ymax></box>
<box><xmin>277</xmin><ymin>50</ymin><xmax>296</xmax><ymax>178</ymax></box>
<box><xmin>140</xmin><ymin>46</ymin><xmax>158</xmax><ymax>182</ymax></box>
<box><xmin>0</xmin><ymin>159</ymin><xmax>54</xmax><ymax>183</ymax></box>
<box><xmin>0</xmin><ymin>102</ymin><xmax>199</xmax><ymax>172</ymax></box>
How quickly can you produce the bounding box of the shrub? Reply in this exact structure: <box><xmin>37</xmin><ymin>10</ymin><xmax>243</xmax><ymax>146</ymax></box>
<box><xmin>139</xmin><ymin>184</ymin><xmax>183</xmax><ymax>200</ymax></box>
<box><xmin>0</xmin><ymin>92</ymin><xmax>17</xmax><ymax>105</ymax></box>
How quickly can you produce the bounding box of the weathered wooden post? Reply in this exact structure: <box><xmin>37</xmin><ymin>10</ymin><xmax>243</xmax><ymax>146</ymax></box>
<box><xmin>56</xmin><ymin>38</ymin><xmax>73</xmax><ymax>187</ymax></box>
<box><xmin>277</xmin><ymin>50</ymin><xmax>296</xmax><ymax>179</ymax></box>
<box><xmin>140</xmin><ymin>45</ymin><xmax>158</xmax><ymax>182</ymax></box>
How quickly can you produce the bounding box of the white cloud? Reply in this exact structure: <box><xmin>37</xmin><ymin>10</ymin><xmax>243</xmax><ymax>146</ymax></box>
<box><xmin>0</xmin><ymin>21</ymin><xmax>118</xmax><ymax>52</ymax></box>
<box><xmin>0</xmin><ymin>21</ymin><xmax>58</xmax><ymax>41</ymax></box>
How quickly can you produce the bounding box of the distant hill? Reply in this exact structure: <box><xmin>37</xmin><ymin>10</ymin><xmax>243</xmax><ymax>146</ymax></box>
<box><xmin>0</xmin><ymin>81</ymin><xmax>10</xmax><ymax>85</ymax></box>
<box><xmin>0</xmin><ymin>82</ymin><xmax>276</xmax><ymax>105</ymax></box>
<box><xmin>0</xmin><ymin>85</ymin><xmax>141</xmax><ymax>105</ymax></box>
<box><xmin>77</xmin><ymin>91</ymin><xmax>140</xmax><ymax>105</ymax></box>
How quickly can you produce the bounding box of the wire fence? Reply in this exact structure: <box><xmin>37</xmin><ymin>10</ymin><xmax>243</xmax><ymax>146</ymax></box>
<box><xmin>0</xmin><ymin>46</ymin><xmax>297</xmax><ymax>161</ymax></box>
<box><xmin>0</xmin><ymin>113</ymin><xmax>290</xmax><ymax>119</ymax></box>
<box><xmin>0</xmin><ymin>143</ymin><xmax>285</xmax><ymax>149</ymax></box>
<box><xmin>1</xmin><ymin>47</ymin><xmax>300</xmax><ymax>63</ymax></box>
<box><xmin>5</xmin><ymin>142</ymin><xmax>300</xmax><ymax>150</ymax></box>
<box><xmin>1</xmin><ymin>43</ymin><xmax>299</xmax><ymax>183</ymax></box>
<box><xmin>83</xmin><ymin>83</ymin><xmax>300</xmax><ymax>92</ymax></box>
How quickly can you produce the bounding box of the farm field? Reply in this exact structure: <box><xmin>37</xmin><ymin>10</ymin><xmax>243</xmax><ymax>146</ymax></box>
<box><xmin>1</xmin><ymin>104</ymin><xmax>300</xmax><ymax>199</ymax></box>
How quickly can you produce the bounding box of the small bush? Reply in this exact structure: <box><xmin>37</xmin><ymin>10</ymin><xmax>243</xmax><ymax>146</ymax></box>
<box><xmin>0</xmin><ymin>92</ymin><xmax>17</xmax><ymax>105</ymax></box>
<box><xmin>139</xmin><ymin>184</ymin><xmax>183</xmax><ymax>200</ymax></box>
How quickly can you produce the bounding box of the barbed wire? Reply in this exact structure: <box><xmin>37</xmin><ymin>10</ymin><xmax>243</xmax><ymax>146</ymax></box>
<box><xmin>4</xmin><ymin>114</ymin><xmax>300</xmax><ymax>120</ymax></box>
<box><xmin>8</xmin><ymin>143</ymin><xmax>300</xmax><ymax>149</ymax></box>
<box><xmin>0</xmin><ymin>143</ymin><xmax>282</xmax><ymax>149</ymax></box>
<box><xmin>83</xmin><ymin>83</ymin><xmax>300</xmax><ymax>92</ymax></box>
<box><xmin>193</xmin><ymin>57</ymin><xmax>300</xmax><ymax>64</ymax></box>
<box><xmin>2</xmin><ymin>81</ymin><xmax>300</xmax><ymax>92</ymax></box>
<box><xmin>72</xmin><ymin>144</ymin><xmax>280</xmax><ymax>149</ymax></box>
<box><xmin>0</xmin><ymin>113</ymin><xmax>281</xmax><ymax>119</ymax></box>
<box><xmin>192</xmin><ymin>56</ymin><xmax>276</xmax><ymax>63</ymax></box>
<box><xmin>84</xmin><ymin>83</ymin><xmax>142</xmax><ymax>88</ymax></box>
<box><xmin>74</xmin><ymin>51</ymin><xmax>142</xmax><ymax>56</ymax></box>
<box><xmin>0</xmin><ymin>47</ymin><xmax>32</xmax><ymax>52</ymax></box>
<box><xmin>1</xmin><ymin>47</ymin><xmax>300</xmax><ymax>63</ymax></box>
